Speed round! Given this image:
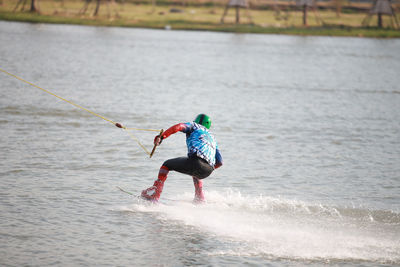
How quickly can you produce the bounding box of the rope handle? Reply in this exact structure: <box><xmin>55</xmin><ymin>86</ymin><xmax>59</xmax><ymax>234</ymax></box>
<box><xmin>150</xmin><ymin>129</ymin><xmax>164</xmax><ymax>158</ymax></box>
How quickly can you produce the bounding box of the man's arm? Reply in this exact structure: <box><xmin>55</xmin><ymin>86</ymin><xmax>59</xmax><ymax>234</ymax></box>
<box><xmin>154</xmin><ymin>123</ymin><xmax>190</xmax><ymax>146</ymax></box>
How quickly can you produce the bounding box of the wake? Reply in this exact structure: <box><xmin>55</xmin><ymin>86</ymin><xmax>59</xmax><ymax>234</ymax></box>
<box><xmin>118</xmin><ymin>189</ymin><xmax>400</xmax><ymax>264</ymax></box>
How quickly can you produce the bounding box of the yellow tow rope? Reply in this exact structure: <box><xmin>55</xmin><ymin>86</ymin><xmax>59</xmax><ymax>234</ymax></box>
<box><xmin>0</xmin><ymin>68</ymin><xmax>161</xmax><ymax>157</ymax></box>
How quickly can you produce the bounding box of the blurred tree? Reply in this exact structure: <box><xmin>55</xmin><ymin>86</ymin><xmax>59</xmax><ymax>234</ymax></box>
<box><xmin>30</xmin><ymin>0</ymin><xmax>38</xmax><ymax>12</ymax></box>
<box><xmin>80</xmin><ymin>0</ymin><xmax>119</xmax><ymax>17</ymax></box>
<box><xmin>80</xmin><ymin>0</ymin><xmax>100</xmax><ymax>16</ymax></box>
<box><xmin>13</xmin><ymin>0</ymin><xmax>28</xmax><ymax>11</ymax></box>
<box><xmin>94</xmin><ymin>0</ymin><xmax>100</xmax><ymax>15</ymax></box>
<box><xmin>14</xmin><ymin>0</ymin><xmax>39</xmax><ymax>12</ymax></box>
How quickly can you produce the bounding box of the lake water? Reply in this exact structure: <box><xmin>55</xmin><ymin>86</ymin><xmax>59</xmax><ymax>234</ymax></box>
<box><xmin>0</xmin><ymin>21</ymin><xmax>399</xmax><ymax>266</ymax></box>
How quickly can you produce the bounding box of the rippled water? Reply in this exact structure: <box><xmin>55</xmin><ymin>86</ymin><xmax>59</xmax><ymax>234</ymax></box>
<box><xmin>1</xmin><ymin>21</ymin><xmax>400</xmax><ymax>266</ymax></box>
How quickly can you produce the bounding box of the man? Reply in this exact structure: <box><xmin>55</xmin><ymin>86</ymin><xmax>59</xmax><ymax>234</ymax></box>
<box><xmin>141</xmin><ymin>114</ymin><xmax>223</xmax><ymax>202</ymax></box>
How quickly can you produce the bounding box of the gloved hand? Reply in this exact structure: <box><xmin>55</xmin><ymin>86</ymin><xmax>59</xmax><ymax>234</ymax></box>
<box><xmin>154</xmin><ymin>134</ymin><xmax>163</xmax><ymax>146</ymax></box>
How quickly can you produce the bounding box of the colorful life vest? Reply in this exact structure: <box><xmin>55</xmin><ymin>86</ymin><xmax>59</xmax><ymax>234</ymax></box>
<box><xmin>183</xmin><ymin>122</ymin><xmax>218</xmax><ymax>166</ymax></box>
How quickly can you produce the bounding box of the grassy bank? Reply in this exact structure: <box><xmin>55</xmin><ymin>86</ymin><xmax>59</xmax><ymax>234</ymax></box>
<box><xmin>1</xmin><ymin>0</ymin><xmax>399</xmax><ymax>37</ymax></box>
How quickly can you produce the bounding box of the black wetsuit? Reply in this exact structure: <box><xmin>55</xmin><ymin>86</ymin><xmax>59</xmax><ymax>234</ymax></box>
<box><xmin>163</xmin><ymin>156</ymin><xmax>214</xmax><ymax>179</ymax></box>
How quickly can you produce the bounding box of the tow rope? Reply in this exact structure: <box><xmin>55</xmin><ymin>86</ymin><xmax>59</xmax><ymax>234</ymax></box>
<box><xmin>0</xmin><ymin>68</ymin><xmax>162</xmax><ymax>157</ymax></box>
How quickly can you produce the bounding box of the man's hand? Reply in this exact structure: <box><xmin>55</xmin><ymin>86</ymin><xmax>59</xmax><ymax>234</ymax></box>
<box><xmin>154</xmin><ymin>135</ymin><xmax>163</xmax><ymax>146</ymax></box>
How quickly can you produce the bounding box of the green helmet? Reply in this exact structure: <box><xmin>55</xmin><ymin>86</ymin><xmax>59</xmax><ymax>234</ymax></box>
<box><xmin>194</xmin><ymin>114</ymin><xmax>211</xmax><ymax>129</ymax></box>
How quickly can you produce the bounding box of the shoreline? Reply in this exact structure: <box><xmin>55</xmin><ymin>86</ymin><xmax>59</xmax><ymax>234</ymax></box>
<box><xmin>1</xmin><ymin>3</ymin><xmax>400</xmax><ymax>38</ymax></box>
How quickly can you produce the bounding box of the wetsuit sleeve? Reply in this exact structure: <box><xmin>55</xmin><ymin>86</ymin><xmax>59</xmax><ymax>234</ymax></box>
<box><xmin>161</xmin><ymin>123</ymin><xmax>190</xmax><ymax>140</ymax></box>
<box><xmin>214</xmin><ymin>148</ymin><xmax>223</xmax><ymax>169</ymax></box>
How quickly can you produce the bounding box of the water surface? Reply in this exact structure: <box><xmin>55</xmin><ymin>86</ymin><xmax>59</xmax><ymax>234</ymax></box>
<box><xmin>0</xmin><ymin>21</ymin><xmax>399</xmax><ymax>266</ymax></box>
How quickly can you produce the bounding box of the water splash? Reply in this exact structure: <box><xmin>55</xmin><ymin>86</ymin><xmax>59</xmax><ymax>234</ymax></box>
<box><xmin>122</xmin><ymin>189</ymin><xmax>400</xmax><ymax>264</ymax></box>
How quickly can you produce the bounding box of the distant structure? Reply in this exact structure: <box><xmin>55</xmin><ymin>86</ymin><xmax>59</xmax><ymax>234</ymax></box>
<box><xmin>296</xmin><ymin>0</ymin><xmax>322</xmax><ymax>26</ymax></box>
<box><xmin>220</xmin><ymin>0</ymin><xmax>253</xmax><ymax>24</ymax></box>
<box><xmin>362</xmin><ymin>0</ymin><xmax>399</xmax><ymax>28</ymax></box>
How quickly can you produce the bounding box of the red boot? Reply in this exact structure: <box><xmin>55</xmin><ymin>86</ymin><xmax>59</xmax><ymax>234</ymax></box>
<box><xmin>141</xmin><ymin>166</ymin><xmax>169</xmax><ymax>202</ymax></box>
<box><xmin>193</xmin><ymin>177</ymin><xmax>205</xmax><ymax>203</ymax></box>
<box><xmin>141</xmin><ymin>179</ymin><xmax>164</xmax><ymax>201</ymax></box>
